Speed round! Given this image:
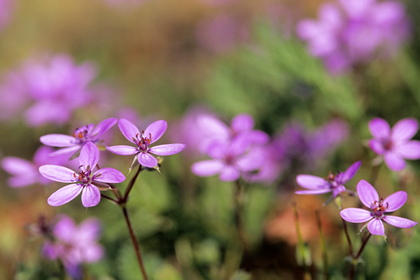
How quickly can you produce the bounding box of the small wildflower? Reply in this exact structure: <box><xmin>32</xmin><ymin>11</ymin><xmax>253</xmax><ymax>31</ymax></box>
<box><xmin>368</xmin><ymin>117</ymin><xmax>420</xmax><ymax>171</ymax></box>
<box><xmin>106</xmin><ymin>118</ymin><xmax>186</xmax><ymax>168</ymax></box>
<box><xmin>40</xmin><ymin>118</ymin><xmax>117</xmax><ymax>158</ymax></box>
<box><xmin>296</xmin><ymin>161</ymin><xmax>361</xmax><ymax>197</ymax></box>
<box><xmin>340</xmin><ymin>180</ymin><xmax>417</xmax><ymax>236</ymax></box>
<box><xmin>39</xmin><ymin>142</ymin><xmax>125</xmax><ymax>207</ymax></box>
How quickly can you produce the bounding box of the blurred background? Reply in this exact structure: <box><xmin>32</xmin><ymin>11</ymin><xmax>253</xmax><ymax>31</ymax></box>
<box><xmin>1</xmin><ymin>0</ymin><xmax>420</xmax><ymax>279</ymax></box>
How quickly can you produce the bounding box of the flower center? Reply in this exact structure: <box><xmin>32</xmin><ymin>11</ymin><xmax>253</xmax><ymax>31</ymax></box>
<box><xmin>134</xmin><ymin>131</ymin><xmax>152</xmax><ymax>152</ymax></box>
<box><xmin>371</xmin><ymin>198</ymin><xmax>388</xmax><ymax>218</ymax></box>
<box><xmin>73</xmin><ymin>165</ymin><xmax>93</xmax><ymax>185</ymax></box>
<box><xmin>326</xmin><ymin>171</ymin><xmax>339</xmax><ymax>188</ymax></box>
<box><xmin>382</xmin><ymin>138</ymin><xmax>394</xmax><ymax>151</ymax></box>
<box><xmin>72</xmin><ymin>126</ymin><xmax>91</xmax><ymax>143</ymax></box>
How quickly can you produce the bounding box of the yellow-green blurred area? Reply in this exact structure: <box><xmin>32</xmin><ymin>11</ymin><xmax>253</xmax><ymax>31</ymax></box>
<box><xmin>2</xmin><ymin>0</ymin><xmax>420</xmax><ymax>279</ymax></box>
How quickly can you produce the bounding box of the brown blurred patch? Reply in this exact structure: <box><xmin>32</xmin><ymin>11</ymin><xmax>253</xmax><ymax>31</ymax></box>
<box><xmin>264</xmin><ymin>194</ymin><xmax>341</xmax><ymax>245</ymax></box>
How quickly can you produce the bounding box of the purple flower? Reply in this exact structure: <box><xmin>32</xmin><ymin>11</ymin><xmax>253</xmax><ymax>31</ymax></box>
<box><xmin>2</xmin><ymin>146</ymin><xmax>70</xmax><ymax>188</ymax></box>
<box><xmin>368</xmin><ymin>117</ymin><xmax>420</xmax><ymax>171</ymax></box>
<box><xmin>296</xmin><ymin>161</ymin><xmax>361</xmax><ymax>197</ymax></box>
<box><xmin>40</xmin><ymin>118</ymin><xmax>117</xmax><ymax>158</ymax></box>
<box><xmin>297</xmin><ymin>0</ymin><xmax>409</xmax><ymax>74</ymax></box>
<box><xmin>191</xmin><ymin>135</ymin><xmax>265</xmax><ymax>182</ymax></box>
<box><xmin>39</xmin><ymin>142</ymin><xmax>126</xmax><ymax>207</ymax></box>
<box><xmin>106</xmin><ymin>119</ymin><xmax>186</xmax><ymax>168</ymax></box>
<box><xmin>19</xmin><ymin>54</ymin><xmax>96</xmax><ymax>126</ymax></box>
<box><xmin>340</xmin><ymin>180</ymin><xmax>417</xmax><ymax>236</ymax></box>
<box><xmin>42</xmin><ymin>215</ymin><xmax>104</xmax><ymax>278</ymax></box>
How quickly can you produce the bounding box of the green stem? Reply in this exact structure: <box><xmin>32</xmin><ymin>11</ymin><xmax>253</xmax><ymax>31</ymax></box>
<box><xmin>342</xmin><ymin>219</ymin><xmax>354</xmax><ymax>257</ymax></box>
<box><xmin>121</xmin><ymin>205</ymin><xmax>149</xmax><ymax>280</ymax></box>
<box><xmin>123</xmin><ymin>164</ymin><xmax>142</xmax><ymax>201</ymax></box>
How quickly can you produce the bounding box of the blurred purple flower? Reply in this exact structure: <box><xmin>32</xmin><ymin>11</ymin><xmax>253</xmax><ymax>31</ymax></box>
<box><xmin>2</xmin><ymin>146</ymin><xmax>70</xmax><ymax>188</ymax></box>
<box><xmin>297</xmin><ymin>0</ymin><xmax>409</xmax><ymax>74</ymax></box>
<box><xmin>40</xmin><ymin>118</ymin><xmax>117</xmax><ymax>158</ymax></box>
<box><xmin>107</xmin><ymin>119</ymin><xmax>186</xmax><ymax>168</ymax></box>
<box><xmin>277</xmin><ymin>119</ymin><xmax>349</xmax><ymax>171</ymax></box>
<box><xmin>23</xmin><ymin>54</ymin><xmax>96</xmax><ymax>126</ymax></box>
<box><xmin>0</xmin><ymin>71</ymin><xmax>29</xmax><ymax>121</ymax></box>
<box><xmin>296</xmin><ymin>161</ymin><xmax>361</xmax><ymax>197</ymax></box>
<box><xmin>340</xmin><ymin>180</ymin><xmax>417</xmax><ymax>236</ymax></box>
<box><xmin>39</xmin><ymin>142</ymin><xmax>126</xmax><ymax>207</ymax></box>
<box><xmin>42</xmin><ymin>215</ymin><xmax>104</xmax><ymax>278</ymax></box>
<box><xmin>188</xmin><ymin>112</ymin><xmax>272</xmax><ymax>182</ymax></box>
<box><xmin>196</xmin><ymin>14</ymin><xmax>249</xmax><ymax>53</ymax></box>
<box><xmin>368</xmin><ymin>117</ymin><xmax>420</xmax><ymax>171</ymax></box>
<box><xmin>191</xmin><ymin>135</ymin><xmax>265</xmax><ymax>181</ymax></box>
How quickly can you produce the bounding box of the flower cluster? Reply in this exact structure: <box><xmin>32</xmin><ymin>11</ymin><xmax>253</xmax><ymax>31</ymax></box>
<box><xmin>297</xmin><ymin>0</ymin><xmax>409</xmax><ymax>74</ymax></box>
<box><xmin>295</xmin><ymin>116</ymin><xmax>420</xmax><ymax>237</ymax></box>
<box><xmin>42</xmin><ymin>215</ymin><xmax>104</xmax><ymax>278</ymax></box>
<box><xmin>190</xmin><ymin>113</ymin><xmax>269</xmax><ymax>182</ymax></box>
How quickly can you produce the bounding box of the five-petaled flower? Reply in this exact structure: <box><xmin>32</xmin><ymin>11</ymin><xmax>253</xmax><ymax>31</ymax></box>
<box><xmin>40</xmin><ymin>117</ymin><xmax>117</xmax><ymax>158</ymax></box>
<box><xmin>39</xmin><ymin>142</ymin><xmax>126</xmax><ymax>207</ymax></box>
<box><xmin>368</xmin><ymin>117</ymin><xmax>420</xmax><ymax>171</ymax></box>
<box><xmin>106</xmin><ymin>118</ymin><xmax>186</xmax><ymax>168</ymax></box>
<box><xmin>340</xmin><ymin>180</ymin><xmax>417</xmax><ymax>237</ymax></box>
<box><xmin>295</xmin><ymin>161</ymin><xmax>361</xmax><ymax>197</ymax></box>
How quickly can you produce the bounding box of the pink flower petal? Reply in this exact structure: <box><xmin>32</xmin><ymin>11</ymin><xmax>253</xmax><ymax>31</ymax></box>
<box><xmin>2</xmin><ymin>157</ymin><xmax>34</xmax><ymax>175</ymax></box>
<box><xmin>94</xmin><ymin>168</ymin><xmax>126</xmax><ymax>183</ymax></box>
<box><xmin>383</xmin><ymin>191</ymin><xmax>407</xmax><ymax>212</ymax></box>
<box><xmin>81</xmin><ymin>185</ymin><xmax>101</xmax><ymax>207</ymax></box>
<box><xmin>91</xmin><ymin>118</ymin><xmax>117</xmax><ymax>137</ymax></box>
<box><xmin>79</xmin><ymin>142</ymin><xmax>99</xmax><ymax>168</ymax></box>
<box><xmin>191</xmin><ymin>160</ymin><xmax>223</xmax><ymax>177</ymax></box>
<box><xmin>48</xmin><ymin>184</ymin><xmax>83</xmax><ymax>206</ymax></box>
<box><xmin>149</xmin><ymin>144</ymin><xmax>186</xmax><ymax>156</ymax></box>
<box><xmin>392</xmin><ymin>118</ymin><xmax>418</xmax><ymax>142</ymax></box>
<box><xmin>295</xmin><ymin>189</ymin><xmax>332</xmax><ymax>195</ymax></box>
<box><xmin>384</xmin><ymin>152</ymin><xmax>406</xmax><ymax>171</ymax></box>
<box><xmin>49</xmin><ymin>145</ymin><xmax>81</xmax><ymax>158</ymax></box>
<box><xmin>340</xmin><ymin>208</ymin><xmax>372</xmax><ymax>223</ymax></box>
<box><xmin>106</xmin><ymin>145</ymin><xmax>138</xmax><ymax>156</ymax></box>
<box><xmin>118</xmin><ymin>119</ymin><xmax>140</xmax><ymax>144</ymax></box>
<box><xmin>367</xmin><ymin>219</ymin><xmax>385</xmax><ymax>236</ymax></box>
<box><xmin>296</xmin><ymin>175</ymin><xmax>328</xmax><ymax>190</ymax></box>
<box><xmin>138</xmin><ymin>152</ymin><xmax>158</xmax><ymax>168</ymax></box>
<box><xmin>383</xmin><ymin>215</ymin><xmax>417</xmax><ymax>228</ymax></box>
<box><xmin>369</xmin><ymin>139</ymin><xmax>385</xmax><ymax>155</ymax></box>
<box><xmin>144</xmin><ymin>120</ymin><xmax>167</xmax><ymax>144</ymax></box>
<box><xmin>40</xmin><ymin>134</ymin><xmax>77</xmax><ymax>147</ymax></box>
<box><xmin>397</xmin><ymin>141</ymin><xmax>420</xmax><ymax>159</ymax></box>
<box><xmin>368</xmin><ymin>118</ymin><xmax>390</xmax><ymax>139</ymax></box>
<box><xmin>231</xmin><ymin>114</ymin><xmax>254</xmax><ymax>132</ymax></box>
<box><xmin>219</xmin><ymin>165</ymin><xmax>240</xmax><ymax>181</ymax></box>
<box><xmin>39</xmin><ymin>165</ymin><xmax>76</xmax><ymax>183</ymax></box>
<box><xmin>356</xmin><ymin>180</ymin><xmax>379</xmax><ymax>208</ymax></box>
<box><xmin>340</xmin><ymin>161</ymin><xmax>361</xmax><ymax>183</ymax></box>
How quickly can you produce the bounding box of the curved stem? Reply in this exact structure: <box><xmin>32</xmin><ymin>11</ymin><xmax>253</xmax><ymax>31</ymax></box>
<box><xmin>121</xmin><ymin>205</ymin><xmax>148</xmax><ymax>280</ymax></box>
